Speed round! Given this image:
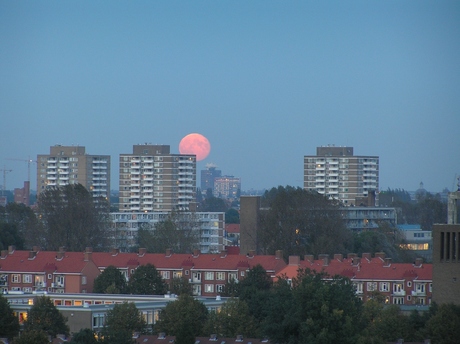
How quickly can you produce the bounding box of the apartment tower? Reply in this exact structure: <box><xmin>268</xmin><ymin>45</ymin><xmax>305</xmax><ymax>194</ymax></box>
<box><xmin>304</xmin><ymin>145</ymin><xmax>379</xmax><ymax>205</ymax></box>
<box><xmin>37</xmin><ymin>145</ymin><xmax>110</xmax><ymax>199</ymax></box>
<box><xmin>119</xmin><ymin>144</ymin><xmax>196</xmax><ymax>212</ymax></box>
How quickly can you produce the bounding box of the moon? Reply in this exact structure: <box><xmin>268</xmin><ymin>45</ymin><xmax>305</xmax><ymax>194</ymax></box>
<box><xmin>179</xmin><ymin>133</ymin><xmax>211</xmax><ymax>161</ymax></box>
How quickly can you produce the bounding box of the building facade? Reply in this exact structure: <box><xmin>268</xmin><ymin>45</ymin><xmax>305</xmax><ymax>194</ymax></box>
<box><xmin>341</xmin><ymin>206</ymin><xmax>397</xmax><ymax>231</ymax></box>
<box><xmin>201</xmin><ymin>163</ymin><xmax>221</xmax><ymax>193</ymax></box>
<box><xmin>213</xmin><ymin>176</ymin><xmax>241</xmax><ymax>200</ymax></box>
<box><xmin>277</xmin><ymin>253</ymin><xmax>432</xmax><ymax>306</ymax></box>
<box><xmin>119</xmin><ymin>145</ymin><xmax>196</xmax><ymax>212</ymax></box>
<box><xmin>304</xmin><ymin>146</ymin><xmax>379</xmax><ymax>205</ymax></box>
<box><xmin>37</xmin><ymin>145</ymin><xmax>110</xmax><ymax>199</ymax></box>
<box><xmin>110</xmin><ymin>211</ymin><xmax>225</xmax><ymax>253</ymax></box>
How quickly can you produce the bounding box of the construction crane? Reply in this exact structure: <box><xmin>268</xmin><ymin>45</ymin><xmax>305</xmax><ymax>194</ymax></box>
<box><xmin>0</xmin><ymin>166</ymin><xmax>12</xmax><ymax>196</ymax></box>
<box><xmin>6</xmin><ymin>157</ymin><xmax>37</xmax><ymax>182</ymax></box>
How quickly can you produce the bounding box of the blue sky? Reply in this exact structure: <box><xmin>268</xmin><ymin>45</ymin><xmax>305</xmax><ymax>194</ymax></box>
<box><xmin>1</xmin><ymin>1</ymin><xmax>459</xmax><ymax>193</ymax></box>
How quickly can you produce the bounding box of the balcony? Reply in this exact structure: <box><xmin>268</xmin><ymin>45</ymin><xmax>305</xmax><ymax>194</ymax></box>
<box><xmin>392</xmin><ymin>290</ymin><xmax>406</xmax><ymax>296</ymax></box>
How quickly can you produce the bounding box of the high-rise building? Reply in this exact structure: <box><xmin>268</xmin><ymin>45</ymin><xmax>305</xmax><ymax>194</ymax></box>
<box><xmin>37</xmin><ymin>145</ymin><xmax>110</xmax><ymax>199</ymax></box>
<box><xmin>119</xmin><ymin>144</ymin><xmax>196</xmax><ymax>212</ymax></box>
<box><xmin>200</xmin><ymin>163</ymin><xmax>221</xmax><ymax>193</ymax></box>
<box><xmin>214</xmin><ymin>176</ymin><xmax>241</xmax><ymax>200</ymax></box>
<box><xmin>304</xmin><ymin>145</ymin><xmax>379</xmax><ymax>205</ymax></box>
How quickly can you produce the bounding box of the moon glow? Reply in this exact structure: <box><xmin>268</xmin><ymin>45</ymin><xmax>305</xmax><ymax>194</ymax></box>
<box><xmin>179</xmin><ymin>133</ymin><xmax>211</xmax><ymax>161</ymax></box>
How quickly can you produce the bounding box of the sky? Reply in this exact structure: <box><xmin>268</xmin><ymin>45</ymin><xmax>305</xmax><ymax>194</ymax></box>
<box><xmin>1</xmin><ymin>1</ymin><xmax>459</xmax><ymax>194</ymax></box>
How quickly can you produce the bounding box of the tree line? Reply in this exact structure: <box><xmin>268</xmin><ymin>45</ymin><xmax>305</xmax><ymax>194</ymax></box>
<box><xmin>2</xmin><ymin>265</ymin><xmax>459</xmax><ymax>344</ymax></box>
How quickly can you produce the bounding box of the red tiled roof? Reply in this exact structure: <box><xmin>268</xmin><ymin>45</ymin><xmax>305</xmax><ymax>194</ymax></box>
<box><xmin>90</xmin><ymin>250</ymin><xmax>286</xmax><ymax>274</ymax></box>
<box><xmin>276</xmin><ymin>256</ymin><xmax>432</xmax><ymax>282</ymax></box>
<box><xmin>225</xmin><ymin>224</ymin><xmax>240</xmax><ymax>233</ymax></box>
<box><xmin>0</xmin><ymin>250</ymin><xmax>93</xmax><ymax>274</ymax></box>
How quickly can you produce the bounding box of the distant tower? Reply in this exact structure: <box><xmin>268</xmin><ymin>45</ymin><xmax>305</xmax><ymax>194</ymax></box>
<box><xmin>201</xmin><ymin>163</ymin><xmax>221</xmax><ymax>194</ymax></box>
<box><xmin>448</xmin><ymin>177</ymin><xmax>460</xmax><ymax>224</ymax></box>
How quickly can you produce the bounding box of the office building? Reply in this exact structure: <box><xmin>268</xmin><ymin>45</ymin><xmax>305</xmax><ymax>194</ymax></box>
<box><xmin>304</xmin><ymin>145</ymin><xmax>379</xmax><ymax>205</ymax></box>
<box><xmin>37</xmin><ymin>145</ymin><xmax>110</xmax><ymax>199</ymax></box>
<box><xmin>214</xmin><ymin>176</ymin><xmax>241</xmax><ymax>200</ymax></box>
<box><xmin>201</xmin><ymin>163</ymin><xmax>221</xmax><ymax>193</ymax></box>
<box><xmin>119</xmin><ymin>144</ymin><xmax>196</xmax><ymax>212</ymax></box>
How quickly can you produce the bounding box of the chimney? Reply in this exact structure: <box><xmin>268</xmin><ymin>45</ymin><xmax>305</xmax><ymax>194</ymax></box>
<box><xmin>289</xmin><ymin>256</ymin><xmax>300</xmax><ymax>265</ymax></box>
<box><xmin>32</xmin><ymin>245</ymin><xmax>40</xmax><ymax>252</ymax></box>
<box><xmin>28</xmin><ymin>251</ymin><xmax>36</xmax><ymax>259</ymax></box>
<box><xmin>334</xmin><ymin>254</ymin><xmax>343</xmax><ymax>262</ymax></box>
<box><xmin>165</xmin><ymin>248</ymin><xmax>172</xmax><ymax>257</ymax></box>
<box><xmin>84</xmin><ymin>251</ymin><xmax>92</xmax><ymax>262</ymax></box>
<box><xmin>318</xmin><ymin>254</ymin><xmax>329</xmax><ymax>266</ymax></box>
<box><xmin>375</xmin><ymin>252</ymin><xmax>386</xmax><ymax>260</ymax></box>
<box><xmin>193</xmin><ymin>249</ymin><xmax>201</xmax><ymax>257</ymax></box>
<box><xmin>275</xmin><ymin>250</ymin><xmax>283</xmax><ymax>260</ymax></box>
<box><xmin>304</xmin><ymin>255</ymin><xmax>314</xmax><ymax>263</ymax></box>
<box><xmin>85</xmin><ymin>247</ymin><xmax>93</xmax><ymax>253</ymax></box>
<box><xmin>347</xmin><ymin>253</ymin><xmax>357</xmax><ymax>260</ymax></box>
<box><xmin>383</xmin><ymin>257</ymin><xmax>392</xmax><ymax>267</ymax></box>
<box><xmin>352</xmin><ymin>257</ymin><xmax>361</xmax><ymax>266</ymax></box>
<box><xmin>1</xmin><ymin>250</ymin><xmax>7</xmax><ymax>258</ymax></box>
<box><xmin>111</xmin><ymin>248</ymin><xmax>119</xmax><ymax>256</ymax></box>
<box><xmin>8</xmin><ymin>245</ymin><xmax>15</xmax><ymax>254</ymax></box>
<box><xmin>362</xmin><ymin>253</ymin><xmax>371</xmax><ymax>261</ymax></box>
<box><xmin>56</xmin><ymin>251</ymin><xmax>64</xmax><ymax>260</ymax></box>
<box><xmin>220</xmin><ymin>250</ymin><xmax>227</xmax><ymax>258</ymax></box>
<box><xmin>138</xmin><ymin>248</ymin><xmax>146</xmax><ymax>256</ymax></box>
<box><xmin>414</xmin><ymin>258</ymin><xmax>423</xmax><ymax>267</ymax></box>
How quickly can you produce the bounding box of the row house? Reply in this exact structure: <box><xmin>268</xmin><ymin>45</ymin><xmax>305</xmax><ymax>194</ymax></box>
<box><xmin>0</xmin><ymin>246</ymin><xmax>100</xmax><ymax>294</ymax></box>
<box><xmin>91</xmin><ymin>248</ymin><xmax>287</xmax><ymax>297</ymax></box>
<box><xmin>277</xmin><ymin>252</ymin><xmax>432</xmax><ymax>305</ymax></box>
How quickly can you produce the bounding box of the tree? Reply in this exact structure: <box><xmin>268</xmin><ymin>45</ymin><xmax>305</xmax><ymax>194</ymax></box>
<box><xmin>424</xmin><ymin>303</ymin><xmax>460</xmax><ymax>344</ymax></box>
<box><xmin>169</xmin><ymin>277</ymin><xmax>192</xmax><ymax>296</ymax></box>
<box><xmin>93</xmin><ymin>265</ymin><xmax>127</xmax><ymax>294</ymax></box>
<box><xmin>258</xmin><ymin>186</ymin><xmax>353</xmax><ymax>259</ymax></box>
<box><xmin>0</xmin><ymin>202</ymin><xmax>39</xmax><ymax>249</ymax></box>
<box><xmin>205</xmin><ymin>298</ymin><xmax>258</xmax><ymax>338</ymax></box>
<box><xmin>0</xmin><ymin>222</ymin><xmax>24</xmax><ymax>250</ymax></box>
<box><xmin>24</xmin><ymin>295</ymin><xmax>69</xmax><ymax>338</ymax></box>
<box><xmin>101</xmin><ymin>302</ymin><xmax>146</xmax><ymax>344</ymax></box>
<box><xmin>14</xmin><ymin>330</ymin><xmax>49</xmax><ymax>344</ymax></box>
<box><xmin>201</xmin><ymin>196</ymin><xmax>228</xmax><ymax>212</ymax></box>
<box><xmin>156</xmin><ymin>294</ymin><xmax>208</xmax><ymax>343</ymax></box>
<box><xmin>225</xmin><ymin>208</ymin><xmax>240</xmax><ymax>224</ymax></box>
<box><xmin>0</xmin><ymin>293</ymin><xmax>20</xmax><ymax>340</ymax></box>
<box><xmin>37</xmin><ymin>183</ymin><xmax>110</xmax><ymax>251</ymax></box>
<box><xmin>264</xmin><ymin>269</ymin><xmax>363</xmax><ymax>344</ymax></box>
<box><xmin>69</xmin><ymin>328</ymin><xmax>98</xmax><ymax>344</ymax></box>
<box><xmin>128</xmin><ymin>264</ymin><xmax>167</xmax><ymax>295</ymax></box>
<box><xmin>138</xmin><ymin>212</ymin><xmax>200</xmax><ymax>254</ymax></box>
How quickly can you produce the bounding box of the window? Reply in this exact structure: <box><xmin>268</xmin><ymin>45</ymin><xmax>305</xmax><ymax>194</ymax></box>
<box><xmin>380</xmin><ymin>282</ymin><xmax>389</xmax><ymax>292</ymax></box>
<box><xmin>216</xmin><ymin>272</ymin><xmax>225</xmax><ymax>281</ymax></box>
<box><xmin>429</xmin><ymin>283</ymin><xmax>432</xmax><ymax>293</ymax></box>
<box><xmin>393</xmin><ymin>283</ymin><xmax>403</xmax><ymax>293</ymax></box>
<box><xmin>173</xmin><ymin>271</ymin><xmax>182</xmax><ymax>279</ymax></box>
<box><xmin>228</xmin><ymin>273</ymin><xmax>237</xmax><ymax>282</ymax></box>
<box><xmin>93</xmin><ymin>314</ymin><xmax>105</xmax><ymax>328</ymax></box>
<box><xmin>216</xmin><ymin>284</ymin><xmax>224</xmax><ymax>293</ymax></box>
<box><xmin>205</xmin><ymin>284</ymin><xmax>214</xmax><ymax>293</ymax></box>
<box><xmin>407</xmin><ymin>281</ymin><xmax>412</xmax><ymax>287</ymax></box>
<box><xmin>367</xmin><ymin>282</ymin><xmax>377</xmax><ymax>292</ymax></box>
<box><xmin>393</xmin><ymin>297</ymin><xmax>404</xmax><ymax>305</ymax></box>
<box><xmin>205</xmin><ymin>272</ymin><xmax>214</xmax><ymax>280</ymax></box>
<box><xmin>240</xmin><ymin>271</ymin><xmax>245</xmax><ymax>277</ymax></box>
<box><xmin>160</xmin><ymin>271</ymin><xmax>170</xmax><ymax>280</ymax></box>
<box><xmin>23</xmin><ymin>274</ymin><xmax>32</xmax><ymax>283</ymax></box>
<box><xmin>82</xmin><ymin>276</ymin><xmax>87</xmax><ymax>285</ymax></box>
<box><xmin>23</xmin><ymin>287</ymin><xmax>32</xmax><ymax>292</ymax></box>
<box><xmin>355</xmin><ymin>283</ymin><xmax>363</xmax><ymax>294</ymax></box>
<box><xmin>12</xmin><ymin>274</ymin><xmax>20</xmax><ymax>283</ymax></box>
<box><xmin>48</xmin><ymin>274</ymin><xmax>52</xmax><ymax>280</ymax></box>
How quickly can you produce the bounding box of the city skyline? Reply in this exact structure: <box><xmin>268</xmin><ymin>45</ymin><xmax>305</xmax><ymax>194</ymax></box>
<box><xmin>1</xmin><ymin>1</ymin><xmax>459</xmax><ymax>194</ymax></box>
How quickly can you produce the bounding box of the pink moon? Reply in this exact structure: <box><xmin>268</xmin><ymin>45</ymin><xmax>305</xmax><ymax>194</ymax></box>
<box><xmin>179</xmin><ymin>133</ymin><xmax>211</xmax><ymax>161</ymax></box>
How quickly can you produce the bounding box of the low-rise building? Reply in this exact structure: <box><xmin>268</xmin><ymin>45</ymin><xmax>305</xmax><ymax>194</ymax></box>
<box><xmin>398</xmin><ymin>224</ymin><xmax>432</xmax><ymax>262</ymax></box>
<box><xmin>0</xmin><ymin>246</ymin><xmax>100</xmax><ymax>294</ymax></box>
<box><xmin>277</xmin><ymin>252</ymin><xmax>432</xmax><ymax>306</ymax></box>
